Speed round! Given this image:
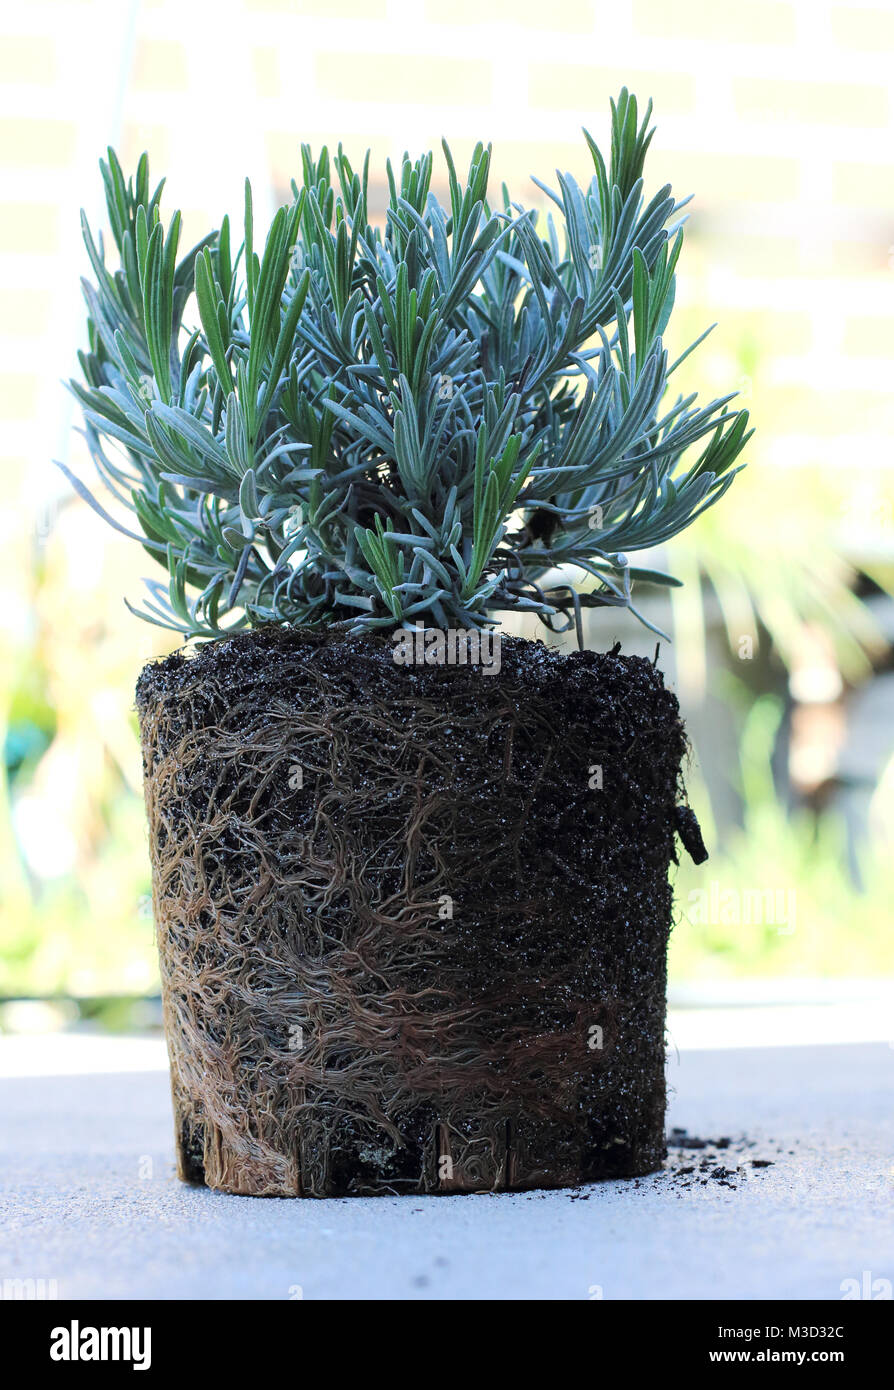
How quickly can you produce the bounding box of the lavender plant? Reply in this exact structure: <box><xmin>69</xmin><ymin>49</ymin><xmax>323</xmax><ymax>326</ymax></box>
<box><xmin>63</xmin><ymin>90</ymin><xmax>751</xmax><ymax>642</ymax></box>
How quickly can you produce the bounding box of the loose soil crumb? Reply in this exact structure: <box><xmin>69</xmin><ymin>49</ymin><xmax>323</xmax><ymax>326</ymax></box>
<box><xmin>662</xmin><ymin>1128</ymin><xmax>776</xmax><ymax>1191</ymax></box>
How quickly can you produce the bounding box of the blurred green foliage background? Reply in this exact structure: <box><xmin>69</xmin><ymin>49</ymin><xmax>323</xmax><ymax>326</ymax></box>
<box><xmin>1</xmin><ymin>0</ymin><xmax>893</xmax><ymax>1006</ymax></box>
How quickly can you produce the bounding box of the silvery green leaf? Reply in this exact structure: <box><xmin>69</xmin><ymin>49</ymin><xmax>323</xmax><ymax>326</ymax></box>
<box><xmin>64</xmin><ymin>99</ymin><xmax>749</xmax><ymax>641</ymax></box>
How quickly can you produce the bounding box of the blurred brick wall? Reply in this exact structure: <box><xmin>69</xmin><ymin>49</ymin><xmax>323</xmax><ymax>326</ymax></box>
<box><xmin>0</xmin><ymin>0</ymin><xmax>892</xmax><ymax>573</ymax></box>
<box><xmin>1</xmin><ymin>0</ymin><xmax>891</xmax><ymax>993</ymax></box>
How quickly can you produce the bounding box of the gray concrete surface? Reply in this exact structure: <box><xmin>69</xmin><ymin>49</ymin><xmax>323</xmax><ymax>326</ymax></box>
<box><xmin>1</xmin><ymin>1035</ymin><xmax>892</xmax><ymax>1300</ymax></box>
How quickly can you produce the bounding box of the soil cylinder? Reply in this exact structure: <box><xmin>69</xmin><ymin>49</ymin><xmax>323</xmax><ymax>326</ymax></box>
<box><xmin>136</xmin><ymin>627</ymin><xmax>692</xmax><ymax>1197</ymax></box>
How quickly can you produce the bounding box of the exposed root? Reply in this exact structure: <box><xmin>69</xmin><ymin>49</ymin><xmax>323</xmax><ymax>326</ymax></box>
<box><xmin>137</xmin><ymin>628</ymin><xmax>688</xmax><ymax>1197</ymax></box>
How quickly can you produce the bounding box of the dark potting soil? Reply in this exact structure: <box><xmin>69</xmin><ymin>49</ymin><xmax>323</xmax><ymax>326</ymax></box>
<box><xmin>560</xmin><ymin>1131</ymin><xmax>777</xmax><ymax>1199</ymax></box>
<box><xmin>136</xmin><ymin>627</ymin><xmax>698</xmax><ymax>1197</ymax></box>
<box><xmin>663</xmin><ymin>1129</ymin><xmax>777</xmax><ymax>1192</ymax></box>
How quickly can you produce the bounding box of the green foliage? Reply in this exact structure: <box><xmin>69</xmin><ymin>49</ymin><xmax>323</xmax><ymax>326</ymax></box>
<box><xmin>669</xmin><ymin>698</ymin><xmax>894</xmax><ymax>981</ymax></box>
<box><xmin>64</xmin><ymin>91</ymin><xmax>751</xmax><ymax>640</ymax></box>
